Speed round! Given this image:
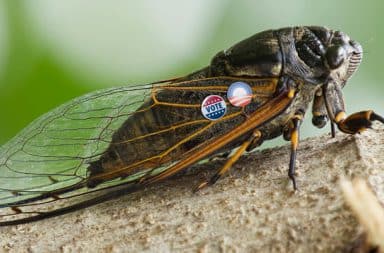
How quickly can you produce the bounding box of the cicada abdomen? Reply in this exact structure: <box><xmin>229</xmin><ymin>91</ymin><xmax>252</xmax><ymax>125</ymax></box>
<box><xmin>86</xmin><ymin>77</ymin><xmax>281</xmax><ymax>187</ymax></box>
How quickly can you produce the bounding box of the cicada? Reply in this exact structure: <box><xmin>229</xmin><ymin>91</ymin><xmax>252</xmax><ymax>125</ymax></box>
<box><xmin>0</xmin><ymin>26</ymin><xmax>383</xmax><ymax>226</ymax></box>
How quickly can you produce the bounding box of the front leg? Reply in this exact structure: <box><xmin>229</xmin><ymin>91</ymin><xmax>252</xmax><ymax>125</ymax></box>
<box><xmin>335</xmin><ymin>110</ymin><xmax>384</xmax><ymax>134</ymax></box>
<box><xmin>311</xmin><ymin>89</ymin><xmax>337</xmax><ymax>137</ymax></box>
<box><xmin>322</xmin><ymin>82</ymin><xmax>384</xmax><ymax>135</ymax></box>
<box><xmin>284</xmin><ymin>113</ymin><xmax>304</xmax><ymax>190</ymax></box>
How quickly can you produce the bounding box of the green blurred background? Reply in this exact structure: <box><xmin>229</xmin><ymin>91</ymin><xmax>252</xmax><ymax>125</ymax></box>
<box><xmin>0</xmin><ymin>0</ymin><xmax>383</xmax><ymax>145</ymax></box>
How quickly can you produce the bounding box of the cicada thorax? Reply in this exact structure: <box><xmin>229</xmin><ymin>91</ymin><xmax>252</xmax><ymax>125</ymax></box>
<box><xmin>209</xmin><ymin>29</ymin><xmax>283</xmax><ymax>78</ymax></box>
<box><xmin>86</xmin><ymin>77</ymin><xmax>280</xmax><ymax>187</ymax></box>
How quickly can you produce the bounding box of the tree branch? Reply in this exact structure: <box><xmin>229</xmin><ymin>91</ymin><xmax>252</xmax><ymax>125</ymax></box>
<box><xmin>1</xmin><ymin>126</ymin><xmax>383</xmax><ymax>252</ymax></box>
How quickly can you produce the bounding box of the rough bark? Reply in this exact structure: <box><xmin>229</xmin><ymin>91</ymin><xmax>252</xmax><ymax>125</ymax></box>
<box><xmin>1</xmin><ymin>126</ymin><xmax>383</xmax><ymax>253</ymax></box>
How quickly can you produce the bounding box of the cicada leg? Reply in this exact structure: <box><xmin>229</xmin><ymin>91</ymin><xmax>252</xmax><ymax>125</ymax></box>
<box><xmin>330</xmin><ymin>122</ymin><xmax>336</xmax><ymax>138</ymax></box>
<box><xmin>311</xmin><ymin>88</ymin><xmax>338</xmax><ymax>137</ymax></box>
<box><xmin>335</xmin><ymin>110</ymin><xmax>384</xmax><ymax>134</ymax></box>
<box><xmin>312</xmin><ymin>89</ymin><xmax>329</xmax><ymax>129</ymax></box>
<box><xmin>284</xmin><ymin>113</ymin><xmax>304</xmax><ymax>191</ymax></box>
<box><xmin>322</xmin><ymin>82</ymin><xmax>384</xmax><ymax>135</ymax></box>
<box><xmin>195</xmin><ymin>129</ymin><xmax>262</xmax><ymax>191</ymax></box>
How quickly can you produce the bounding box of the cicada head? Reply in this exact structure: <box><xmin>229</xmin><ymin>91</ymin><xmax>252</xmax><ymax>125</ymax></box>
<box><xmin>324</xmin><ymin>30</ymin><xmax>363</xmax><ymax>86</ymax></box>
<box><xmin>297</xmin><ymin>26</ymin><xmax>363</xmax><ymax>86</ymax></box>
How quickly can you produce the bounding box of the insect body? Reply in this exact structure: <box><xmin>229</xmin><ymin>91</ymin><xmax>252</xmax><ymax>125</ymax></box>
<box><xmin>0</xmin><ymin>26</ymin><xmax>382</xmax><ymax>225</ymax></box>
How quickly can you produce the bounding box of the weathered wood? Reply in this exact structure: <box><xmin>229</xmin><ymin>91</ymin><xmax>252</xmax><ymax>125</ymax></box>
<box><xmin>1</xmin><ymin>126</ymin><xmax>383</xmax><ymax>252</ymax></box>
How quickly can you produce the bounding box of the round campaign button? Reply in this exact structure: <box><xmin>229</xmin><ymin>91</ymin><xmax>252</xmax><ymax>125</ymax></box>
<box><xmin>201</xmin><ymin>95</ymin><xmax>227</xmax><ymax>120</ymax></box>
<box><xmin>227</xmin><ymin>81</ymin><xmax>253</xmax><ymax>107</ymax></box>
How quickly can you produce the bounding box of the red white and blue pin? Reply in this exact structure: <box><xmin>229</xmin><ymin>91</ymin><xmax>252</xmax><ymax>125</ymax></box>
<box><xmin>227</xmin><ymin>81</ymin><xmax>253</xmax><ymax>107</ymax></box>
<box><xmin>201</xmin><ymin>95</ymin><xmax>227</xmax><ymax>120</ymax></box>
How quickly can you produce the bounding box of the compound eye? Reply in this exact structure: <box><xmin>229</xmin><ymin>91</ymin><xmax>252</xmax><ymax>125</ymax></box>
<box><xmin>326</xmin><ymin>45</ymin><xmax>347</xmax><ymax>69</ymax></box>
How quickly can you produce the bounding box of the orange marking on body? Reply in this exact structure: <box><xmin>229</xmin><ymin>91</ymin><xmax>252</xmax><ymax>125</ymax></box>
<box><xmin>288</xmin><ymin>89</ymin><xmax>295</xmax><ymax>99</ymax></box>
<box><xmin>291</xmin><ymin>130</ymin><xmax>299</xmax><ymax>150</ymax></box>
<box><xmin>335</xmin><ymin>111</ymin><xmax>346</xmax><ymax>123</ymax></box>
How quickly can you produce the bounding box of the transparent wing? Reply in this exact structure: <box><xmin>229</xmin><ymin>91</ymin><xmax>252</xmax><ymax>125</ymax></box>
<box><xmin>0</xmin><ymin>84</ymin><xmax>164</xmax><ymax>224</ymax></box>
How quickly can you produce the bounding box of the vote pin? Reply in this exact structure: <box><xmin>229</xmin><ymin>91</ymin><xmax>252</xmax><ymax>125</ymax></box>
<box><xmin>227</xmin><ymin>82</ymin><xmax>253</xmax><ymax>107</ymax></box>
<box><xmin>201</xmin><ymin>95</ymin><xmax>227</xmax><ymax>120</ymax></box>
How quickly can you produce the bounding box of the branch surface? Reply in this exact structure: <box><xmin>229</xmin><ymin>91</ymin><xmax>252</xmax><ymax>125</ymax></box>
<box><xmin>1</xmin><ymin>127</ymin><xmax>383</xmax><ymax>252</ymax></box>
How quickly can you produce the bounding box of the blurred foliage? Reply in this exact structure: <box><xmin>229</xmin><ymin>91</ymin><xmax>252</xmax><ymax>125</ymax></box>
<box><xmin>0</xmin><ymin>1</ymin><xmax>98</xmax><ymax>144</ymax></box>
<box><xmin>0</xmin><ymin>0</ymin><xmax>383</xmax><ymax>145</ymax></box>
